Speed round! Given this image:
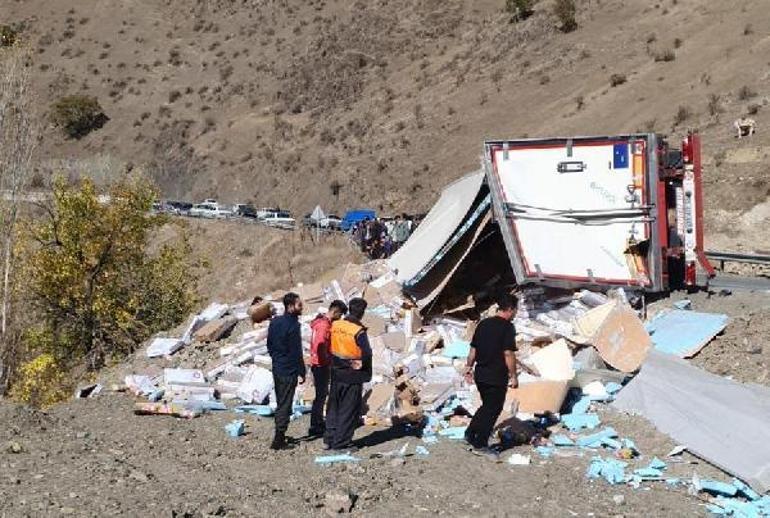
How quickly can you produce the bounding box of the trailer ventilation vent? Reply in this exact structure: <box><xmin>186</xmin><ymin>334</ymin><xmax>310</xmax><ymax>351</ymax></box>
<box><xmin>557</xmin><ymin>161</ymin><xmax>587</xmax><ymax>173</ymax></box>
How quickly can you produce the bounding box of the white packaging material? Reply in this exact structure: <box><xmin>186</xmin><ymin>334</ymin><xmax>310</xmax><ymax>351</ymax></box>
<box><xmin>437</xmin><ymin>317</ymin><xmax>468</xmax><ymax>328</ymax></box>
<box><xmin>429</xmin><ymin>356</ymin><xmax>454</xmax><ymax>367</ymax></box>
<box><xmin>217</xmin><ymin>379</ymin><xmax>242</xmax><ymax>394</ymax></box>
<box><xmin>241</xmin><ymin>328</ymin><xmax>268</xmax><ymax>343</ymax></box>
<box><xmin>221</xmin><ymin>365</ymin><xmax>248</xmax><ymax>383</ymax></box>
<box><xmin>535</xmin><ymin>313</ymin><xmax>574</xmax><ymax>337</ymax></box>
<box><xmin>231</xmin><ymin>304</ymin><xmax>251</xmax><ymax>321</ymax></box>
<box><xmin>372</xmin><ymin>344</ymin><xmax>401</xmax><ymax>378</ymax></box>
<box><xmin>146</xmin><ymin>337</ymin><xmax>184</xmax><ymax>358</ymax></box>
<box><xmin>166</xmin><ymin>385</ymin><xmax>216</xmax><ymax>400</ymax></box>
<box><xmin>369</xmin><ymin>272</ymin><xmax>397</xmax><ymax>289</ymax></box>
<box><xmin>422</xmin><ymin>366</ymin><xmax>461</xmax><ymax>385</ymax></box>
<box><xmin>236</xmin><ymin>365</ymin><xmax>274</xmax><ymax>404</ymax></box>
<box><xmin>404</xmin><ymin>310</ymin><xmax>415</xmax><ymax>339</ymax></box>
<box><xmin>125</xmin><ymin>375</ymin><xmax>156</xmax><ymax>396</ymax></box>
<box><xmin>164</xmin><ymin>368</ymin><xmax>207</xmax><ymax>386</ymax></box>
<box><xmin>219</xmin><ymin>344</ymin><xmax>238</xmax><ymax>357</ymax></box>
<box><xmin>199</xmin><ymin>302</ymin><xmax>230</xmax><ymax>321</ymax></box>
<box><xmin>330</xmin><ymin>280</ymin><xmax>345</xmax><ymax>301</ymax></box>
<box><xmin>582</xmin><ymin>380</ymin><xmax>609</xmax><ymax>399</ymax></box>
<box><xmin>529</xmin><ymin>339</ymin><xmax>575</xmax><ymax>381</ymax></box>
<box><xmin>253</xmin><ymin>354</ymin><xmax>273</xmax><ymax>367</ymax></box>
<box><xmin>301</xmin><ymin>323</ymin><xmax>312</xmax><ymax>341</ymax></box>
<box><xmin>579</xmin><ymin>290</ymin><xmax>609</xmax><ymax>308</ymax></box>
<box><xmin>508</xmin><ymin>453</ymin><xmax>531</xmax><ymax>465</ymax></box>
<box><xmin>398</xmin><ymin>353</ymin><xmax>424</xmax><ymax>378</ymax></box>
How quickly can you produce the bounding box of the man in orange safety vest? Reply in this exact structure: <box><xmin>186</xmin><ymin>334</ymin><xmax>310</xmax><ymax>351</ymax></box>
<box><xmin>324</xmin><ymin>297</ymin><xmax>372</xmax><ymax>451</ymax></box>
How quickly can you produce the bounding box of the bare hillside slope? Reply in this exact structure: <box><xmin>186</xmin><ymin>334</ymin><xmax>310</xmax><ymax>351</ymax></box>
<box><xmin>3</xmin><ymin>0</ymin><xmax>769</xmax><ymax>248</ymax></box>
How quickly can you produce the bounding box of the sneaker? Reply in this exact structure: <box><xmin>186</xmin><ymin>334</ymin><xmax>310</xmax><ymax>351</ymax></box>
<box><xmin>471</xmin><ymin>446</ymin><xmax>501</xmax><ymax>462</ymax></box>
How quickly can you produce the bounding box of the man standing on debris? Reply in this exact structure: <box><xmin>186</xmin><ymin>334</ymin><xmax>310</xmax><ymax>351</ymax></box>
<box><xmin>266</xmin><ymin>292</ymin><xmax>306</xmax><ymax>450</ymax></box>
<box><xmin>325</xmin><ymin>297</ymin><xmax>372</xmax><ymax>451</ymax></box>
<box><xmin>308</xmin><ymin>300</ymin><xmax>348</xmax><ymax>438</ymax></box>
<box><xmin>463</xmin><ymin>293</ymin><xmax>519</xmax><ymax>458</ymax></box>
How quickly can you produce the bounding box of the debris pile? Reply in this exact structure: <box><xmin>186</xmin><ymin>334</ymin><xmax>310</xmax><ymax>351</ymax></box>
<box><xmin>121</xmin><ymin>261</ymin><xmax>656</xmax><ymax>428</ymax></box>
<box><xmin>113</xmin><ymin>259</ymin><xmax>770</xmax><ymax>512</ymax></box>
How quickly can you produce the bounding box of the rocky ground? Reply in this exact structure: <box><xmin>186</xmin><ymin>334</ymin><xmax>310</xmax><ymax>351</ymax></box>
<box><xmin>0</xmin><ymin>394</ymin><xmax>724</xmax><ymax>518</ymax></box>
<box><xmin>1</xmin><ymin>288</ymin><xmax>767</xmax><ymax>518</ymax></box>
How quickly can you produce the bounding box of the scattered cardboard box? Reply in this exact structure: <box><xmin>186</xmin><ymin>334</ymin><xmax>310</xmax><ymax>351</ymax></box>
<box><xmin>195</xmin><ymin>316</ymin><xmax>238</xmax><ymax>343</ymax></box>
<box><xmin>507</xmin><ymin>380</ymin><xmax>569</xmax><ymax>414</ymax></box>
<box><xmin>592</xmin><ymin>303</ymin><xmax>651</xmax><ymax>373</ymax></box>
<box><xmin>362</xmin><ymin>312</ymin><xmax>388</xmax><ymax>336</ymax></box>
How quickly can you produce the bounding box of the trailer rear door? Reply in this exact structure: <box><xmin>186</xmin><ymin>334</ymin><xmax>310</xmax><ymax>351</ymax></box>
<box><xmin>484</xmin><ymin>135</ymin><xmax>663</xmax><ymax>290</ymax></box>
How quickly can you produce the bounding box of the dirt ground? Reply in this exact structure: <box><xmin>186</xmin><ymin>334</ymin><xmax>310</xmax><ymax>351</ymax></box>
<box><xmin>0</xmin><ymin>394</ymin><xmax>722</xmax><ymax>518</ymax></box>
<box><xmin>151</xmin><ymin>218</ymin><xmax>363</xmax><ymax>303</ymax></box>
<box><xmin>648</xmin><ymin>289</ymin><xmax>770</xmax><ymax>385</ymax></box>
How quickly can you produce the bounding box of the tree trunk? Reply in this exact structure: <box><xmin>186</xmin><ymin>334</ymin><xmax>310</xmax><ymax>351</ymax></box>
<box><xmin>0</xmin><ymin>47</ymin><xmax>37</xmax><ymax>387</ymax></box>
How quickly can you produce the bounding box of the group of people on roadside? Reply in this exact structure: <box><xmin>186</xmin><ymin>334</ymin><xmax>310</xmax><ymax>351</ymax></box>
<box><xmin>350</xmin><ymin>215</ymin><xmax>412</xmax><ymax>260</ymax></box>
<box><xmin>265</xmin><ymin>290</ymin><xmax>520</xmax><ymax>460</ymax></box>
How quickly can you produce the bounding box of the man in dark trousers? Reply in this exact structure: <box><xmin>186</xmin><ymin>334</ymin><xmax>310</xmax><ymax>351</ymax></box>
<box><xmin>266</xmin><ymin>292</ymin><xmax>306</xmax><ymax>450</ymax></box>
<box><xmin>463</xmin><ymin>293</ymin><xmax>519</xmax><ymax>459</ymax></box>
<box><xmin>307</xmin><ymin>300</ymin><xmax>348</xmax><ymax>438</ymax></box>
<box><xmin>324</xmin><ymin>297</ymin><xmax>372</xmax><ymax>451</ymax></box>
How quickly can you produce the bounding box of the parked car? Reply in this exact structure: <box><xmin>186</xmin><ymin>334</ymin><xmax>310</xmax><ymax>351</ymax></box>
<box><xmin>323</xmin><ymin>214</ymin><xmax>342</xmax><ymax>230</ymax></box>
<box><xmin>165</xmin><ymin>200</ymin><xmax>192</xmax><ymax>216</ymax></box>
<box><xmin>256</xmin><ymin>207</ymin><xmax>281</xmax><ymax>220</ymax></box>
<box><xmin>340</xmin><ymin>209</ymin><xmax>376</xmax><ymax>232</ymax></box>
<box><xmin>261</xmin><ymin>210</ymin><xmax>295</xmax><ymax>229</ymax></box>
<box><xmin>233</xmin><ymin>203</ymin><xmax>258</xmax><ymax>219</ymax></box>
<box><xmin>189</xmin><ymin>203</ymin><xmax>233</xmax><ymax>219</ymax></box>
<box><xmin>303</xmin><ymin>213</ymin><xmax>342</xmax><ymax>230</ymax></box>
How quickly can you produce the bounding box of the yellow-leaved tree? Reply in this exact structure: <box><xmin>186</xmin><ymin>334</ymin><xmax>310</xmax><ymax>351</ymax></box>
<box><xmin>13</xmin><ymin>175</ymin><xmax>200</xmax><ymax>405</ymax></box>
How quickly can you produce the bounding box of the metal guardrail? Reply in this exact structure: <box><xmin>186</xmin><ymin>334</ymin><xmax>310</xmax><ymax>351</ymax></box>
<box><xmin>703</xmin><ymin>274</ymin><xmax>770</xmax><ymax>293</ymax></box>
<box><xmin>705</xmin><ymin>250</ymin><xmax>770</xmax><ymax>269</ymax></box>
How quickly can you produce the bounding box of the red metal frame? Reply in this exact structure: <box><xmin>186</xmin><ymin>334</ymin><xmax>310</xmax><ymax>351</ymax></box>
<box><xmin>690</xmin><ymin>133</ymin><xmax>717</xmax><ymax>278</ymax></box>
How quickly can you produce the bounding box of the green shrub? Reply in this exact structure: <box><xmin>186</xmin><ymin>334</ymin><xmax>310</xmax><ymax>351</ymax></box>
<box><xmin>554</xmin><ymin>0</ymin><xmax>577</xmax><ymax>32</ymax></box>
<box><xmin>50</xmin><ymin>95</ymin><xmax>108</xmax><ymax>139</ymax></box>
<box><xmin>9</xmin><ymin>353</ymin><xmax>71</xmax><ymax>408</ymax></box>
<box><xmin>505</xmin><ymin>0</ymin><xmax>535</xmax><ymax>22</ymax></box>
<box><xmin>19</xmin><ymin>176</ymin><xmax>201</xmax><ymax>371</ymax></box>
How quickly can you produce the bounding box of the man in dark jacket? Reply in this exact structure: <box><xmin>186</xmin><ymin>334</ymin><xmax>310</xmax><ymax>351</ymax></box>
<box><xmin>266</xmin><ymin>292</ymin><xmax>306</xmax><ymax>450</ymax></box>
<box><xmin>324</xmin><ymin>297</ymin><xmax>372</xmax><ymax>451</ymax></box>
<box><xmin>308</xmin><ymin>300</ymin><xmax>347</xmax><ymax>437</ymax></box>
<box><xmin>463</xmin><ymin>293</ymin><xmax>519</xmax><ymax>460</ymax></box>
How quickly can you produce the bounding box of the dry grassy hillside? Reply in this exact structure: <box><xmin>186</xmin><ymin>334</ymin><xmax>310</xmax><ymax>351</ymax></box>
<box><xmin>3</xmin><ymin>0</ymin><xmax>770</xmax><ymax>248</ymax></box>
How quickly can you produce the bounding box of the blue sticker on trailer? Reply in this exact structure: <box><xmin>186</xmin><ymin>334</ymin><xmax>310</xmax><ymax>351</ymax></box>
<box><xmin>613</xmin><ymin>143</ymin><xmax>629</xmax><ymax>169</ymax></box>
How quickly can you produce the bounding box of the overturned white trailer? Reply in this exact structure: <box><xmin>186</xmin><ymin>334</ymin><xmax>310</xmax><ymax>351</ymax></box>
<box><xmin>389</xmin><ymin>133</ymin><xmax>715</xmax><ymax>312</ymax></box>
